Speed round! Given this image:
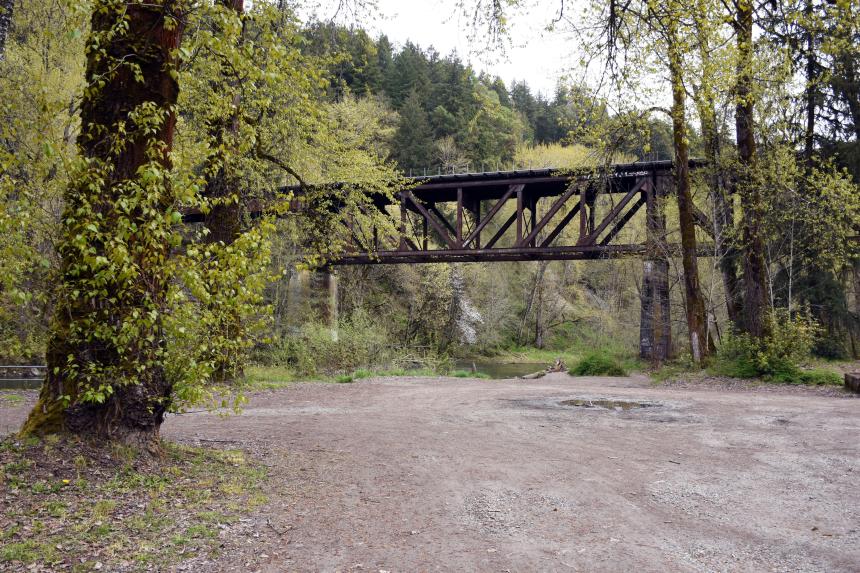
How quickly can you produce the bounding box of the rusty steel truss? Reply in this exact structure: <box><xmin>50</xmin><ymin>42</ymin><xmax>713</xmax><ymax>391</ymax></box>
<box><xmin>330</xmin><ymin>160</ymin><xmax>706</xmax><ymax>265</ymax></box>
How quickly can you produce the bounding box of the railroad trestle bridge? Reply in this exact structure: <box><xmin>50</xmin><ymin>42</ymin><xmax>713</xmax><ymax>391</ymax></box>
<box><xmin>331</xmin><ymin>160</ymin><xmax>708</xmax><ymax>266</ymax></box>
<box><xmin>296</xmin><ymin>160</ymin><xmax>711</xmax><ymax>361</ymax></box>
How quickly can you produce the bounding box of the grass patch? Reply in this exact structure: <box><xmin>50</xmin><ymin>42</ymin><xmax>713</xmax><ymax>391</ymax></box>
<box><xmin>0</xmin><ymin>392</ymin><xmax>26</xmax><ymax>406</ymax></box>
<box><xmin>570</xmin><ymin>351</ymin><xmax>627</xmax><ymax>376</ymax></box>
<box><xmin>1</xmin><ymin>437</ymin><xmax>267</xmax><ymax>571</ymax></box>
<box><xmin>790</xmin><ymin>368</ymin><xmax>843</xmax><ymax>386</ymax></box>
<box><xmin>448</xmin><ymin>370</ymin><xmax>491</xmax><ymax>379</ymax></box>
<box><xmin>240</xmin><ymin>365</ymin><xmax>304</xmax><ymax>391</ymax></box>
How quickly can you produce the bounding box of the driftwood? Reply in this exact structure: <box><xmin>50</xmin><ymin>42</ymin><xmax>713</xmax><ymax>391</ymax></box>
<box><xmin>547</xmin><ymin>359</ymin><xmax>566</xmax><ymax>373</ymax></box>
<box><xmin>519</xmin><ymin>358</ymin><xmax>567</xmax><ymax>380</ymax></box>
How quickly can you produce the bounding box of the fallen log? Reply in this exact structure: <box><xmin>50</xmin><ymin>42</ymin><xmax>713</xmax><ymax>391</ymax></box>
<box><xmin>519</xmin><ymin>371</ymin><xmax>546</xmax><ymax>380</ymax></box>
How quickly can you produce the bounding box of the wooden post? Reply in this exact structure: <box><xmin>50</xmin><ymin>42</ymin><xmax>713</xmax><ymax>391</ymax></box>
<box><xmin>639</xmin><ymin>176</ymin><xmax>671</xmax><ymax>362</ymax></box>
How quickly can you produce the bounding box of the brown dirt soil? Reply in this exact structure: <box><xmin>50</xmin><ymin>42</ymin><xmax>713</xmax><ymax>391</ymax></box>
<box><xmin>2</xmin><ymin>374</ymin><xmax>859</xmax><ymax>572</ymax></box>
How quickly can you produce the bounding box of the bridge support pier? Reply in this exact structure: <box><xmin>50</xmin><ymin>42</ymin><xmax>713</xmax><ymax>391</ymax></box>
<box><xmin>640</xmin><ymin>259</ymin><xmax>671</xmax><ymax>362</ymax></box>
<box><xmin>312</xmin><ymin>268</ymin><xmax>338</xmax><ymax>342</ymax></box>
<box><xmin>285</xmin><ymin>268</ymin><xmax>338</xmax><ymax>341</ymax></box>
<box><xmin>639</xmin><ymin>177</ymin><xmax>672</xmax><ymax>362</ymax></box>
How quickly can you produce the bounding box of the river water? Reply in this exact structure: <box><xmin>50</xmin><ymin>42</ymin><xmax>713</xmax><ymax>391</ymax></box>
<box><xmin>453</xmin><ymin>360</ymin><xmax>545</xmax><ymax>379</ymax></box>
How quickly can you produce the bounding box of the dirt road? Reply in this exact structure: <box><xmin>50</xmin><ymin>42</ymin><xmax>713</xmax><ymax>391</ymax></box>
<box><xmin>4</xmin><ymin>374</ymin><xmax>859</xmax><ymax>571</ymax></box>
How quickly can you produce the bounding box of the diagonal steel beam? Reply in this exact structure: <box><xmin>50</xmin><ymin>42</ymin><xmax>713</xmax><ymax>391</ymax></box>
<box><xmin>579</xmin><ymin>178</ymin><xmax>647</xmax><ymax>246</ymax></box>
<box><xmin>599</xmin><ymin>195</ymin><xmax>646</xmax><ymax>246</ymax></box>
<box><xmin>540</xmin><ymin>203</ymin><xmax>582</xmax><ymax>248</ymax></box>
<box><xmin>518</xmin><ymin>183</ymin><xmax>580</xmax><ymax>248</ymax></box>
<box><xmin>404</xmin><ymin>191</ymin><xmax>459</xmax><ymax>249</ymax></box>
<box><xmin>462</xmin><ymin>184</ymin><xmax>521</xmax><ymax>248</ymax></box>
<box><xmin>428</xmin><ymin>204</ymin><xmax>458</xmax><ymax>237</ymax></box>
<box><xmin>485</xmin><ymin>212</ymin><xmax>517</xmax><ymax>249</ymax></box>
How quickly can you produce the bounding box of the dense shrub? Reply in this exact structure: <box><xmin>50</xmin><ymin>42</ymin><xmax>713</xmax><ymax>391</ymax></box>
<box><xmin>570</xmin><ymin>351</ymin><xmax>627</xmax><ymax>376</ymax></box>
<box><xmin>711</xmin><ymin>311</ymin><xmax>835</xmax><ymax>384</ymax></box>
<box><xmin>253</xmin><ymin>310</ymin><xmax>392</xmax><ymax>375</ymax></box>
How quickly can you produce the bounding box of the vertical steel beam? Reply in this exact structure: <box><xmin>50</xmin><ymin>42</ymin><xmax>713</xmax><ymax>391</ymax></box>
<box><xmin>399</xmin><ymin>194</ymin><xmax>407</xmax><ymax>251</ymax></box>
<box><xmin>516</xmin><ymin>186</ymin><xmax>524</xmax><ymax>245</ymax></box>
<box><xmin>529</xmin><ymin>196</ymin><xmax>538</xmax><ymax>247</ymax></box>
<box><xmin>578</xmin><ymin>185</ymin><xmax>588</xmax><ymax>243</ymax></box>
<box><xmin>456</xmin><ymin>187</ymin><xmax>463</xmax><ymax>246</ymax></box>
<box><xmin>474</xmin><ymin>199</ymin><xmax>482</xmax><ymax>249</ymax></box>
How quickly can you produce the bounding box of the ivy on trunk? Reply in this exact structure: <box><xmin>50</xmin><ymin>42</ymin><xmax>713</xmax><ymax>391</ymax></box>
<box><xmin>21</xmin><ymin>0</ymin><xmax>186</xmax><ymax>452</ymax></box>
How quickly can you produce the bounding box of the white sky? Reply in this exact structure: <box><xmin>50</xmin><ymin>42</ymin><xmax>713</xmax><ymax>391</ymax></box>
<box><xmin>308</xmin><ymin>0</ymin><xmax>584</xmax><ymax>96</ymax></box>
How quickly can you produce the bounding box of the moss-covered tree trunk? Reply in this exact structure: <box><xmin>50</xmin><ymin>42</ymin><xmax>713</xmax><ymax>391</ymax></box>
<box><xmin>734</xmin><ymin>0</ymin><xmax>772</xmax><ymax>338</ymax></box>
<box><xmin>21</xmin><ymin>0</ymin><xmax>184</xmax><ymax>452</ymax></box>
<box><xmin>666</xmin><ymin>11</ymin><xmax>709</xmax><ymax>363</ymax></box>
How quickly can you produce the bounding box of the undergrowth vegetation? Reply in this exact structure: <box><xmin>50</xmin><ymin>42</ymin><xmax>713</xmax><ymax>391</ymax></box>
<box><xmin>0</xmin><ymin>437</ymin><xmax>267</xmax><ymax>571</ymax></box>
<box><xmin>710</xmin><ymin>311</ymin><xmax>842</xmax><ymax>385</ymax></box>
<box><xmin>569</xmin><ymin>351</ymin><xmax>628</xmax><ymax>376</ymax></box>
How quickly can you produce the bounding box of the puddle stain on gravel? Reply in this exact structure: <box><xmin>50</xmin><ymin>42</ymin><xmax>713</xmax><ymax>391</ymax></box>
<box><xmin>508</xmin><ymin>397</ymin><xmax>664</xmax><ymax>413</ymax></box>
<box><xmin>558</xmin><ymin>399</ymin><xmax>657</xmax><ymax>411</ymax></box>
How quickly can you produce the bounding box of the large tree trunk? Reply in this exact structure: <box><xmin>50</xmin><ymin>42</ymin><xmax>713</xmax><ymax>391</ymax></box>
<box><xmin>667</xmin><ymin>17</ymin><xmax>708</xmax><ymax>363</ymax></box>
<box><xmin>21</xmin><ymin>1</ymin><xmax>184</xmax><ymax>451</ymax></box>
<box><xmin>0</xmin><ymin>0</ymin><xmax>12</xmax><ymax>61</ymax></box>
<box><xmin>734</xmin><ymin>0</ymin><xmax>772</xmax><ymax>338</ymax></box>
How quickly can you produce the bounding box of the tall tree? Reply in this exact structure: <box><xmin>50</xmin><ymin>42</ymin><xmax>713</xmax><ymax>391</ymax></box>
<box><xmin>732</xmin><ymin>0</ymin><xmax>772</xmax><ymax>338</ymax></box>
<box><xmin>662</xmin><ymin>1</ymin><xmax>709</xmax><ymax>362</ymax></box>
<box><xmin>691</xmin><ymin>0</ymin><xmax>743</xmax><ymax>328</ymax></box>
<box><xmin>393</xmin><ymin>89</ymin><xmax>434</xmax><ymax>171</ymax></box>
<box><xmin>21</xmin><ymin>0</ymin><xmax>186</xmax><ymax>450</ymax></box>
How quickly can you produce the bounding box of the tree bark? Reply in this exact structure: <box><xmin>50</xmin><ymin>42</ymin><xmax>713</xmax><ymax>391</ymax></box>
<box><xmin>21</xmin><ymin>1</ymin><xmax>184</xmax><ymax>451</ymax></box>
<box><xmin>734</xmin><ymin>0</ymin><xmax>772</xmax><ymax>338</ymax></box>
<box><xmin>667</xmin><ymin>15</ymin><xmax>708</xmax><ymax>363</ymax></box>
<box><xmin>0</xmin><ymin>0</ymin><xmax>12</xmax><ymax>61</ymax></box>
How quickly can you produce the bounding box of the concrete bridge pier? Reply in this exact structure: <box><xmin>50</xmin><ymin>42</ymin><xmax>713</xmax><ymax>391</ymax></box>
<box><xmin>286</xmin><ymin>268</ymin><xmax>338</xmax><ymax>341</ymax></box>
<box><xmin>314</xmin><ymin>268</ymin><xmax>338</xmax><ymax>342</ymax></box>
<box><xmin>640</xmin><ymin>259</ymin><xmax>671</xmax><ymax>362</ymax></box>
<box><xmin>639</xmin><ymin>177</ymin><xmax>672</xmax><ymax>362</ymax></box>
